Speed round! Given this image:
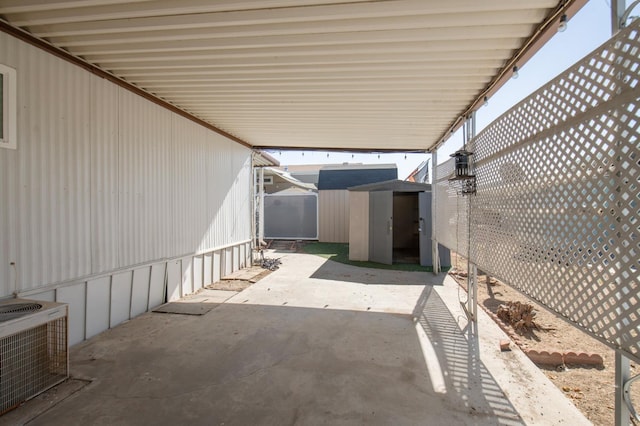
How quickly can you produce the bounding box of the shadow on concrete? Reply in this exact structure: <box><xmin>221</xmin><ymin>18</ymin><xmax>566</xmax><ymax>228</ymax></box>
<box><xmin>413</xmin><ymin>286</ymin><xmax>523</xmax><ymax>425</ymax></box>
<box><xmin>21</xmin><ymin>297</ymin><xmax>518</xmax><ymax>426</ymax></box>
<box><xmin>308</xmin><ymin>258</ymin><xmax>444</xmax><ymax>286</ymax></box>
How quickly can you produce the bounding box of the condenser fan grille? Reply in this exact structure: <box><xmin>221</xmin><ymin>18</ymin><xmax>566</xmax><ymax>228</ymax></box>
<box><xmin>0</xmin><ymin>303</ymin><xmax>43</xmax><ymax>314</ymax></box>
<box><xmin>0</xmin><ymin>303</ymin><xmax>43</xmax><ymax>322</ymax></box>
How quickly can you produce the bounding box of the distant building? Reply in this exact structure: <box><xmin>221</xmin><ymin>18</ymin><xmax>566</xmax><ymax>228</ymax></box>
<box><xmin>406</xmin><ymin>159</ymin><xmax>430</xmax><ymax>183</ymax></box>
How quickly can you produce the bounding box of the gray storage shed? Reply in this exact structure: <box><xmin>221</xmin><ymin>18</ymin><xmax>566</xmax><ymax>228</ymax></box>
<box><xmin>348</xmin><ymin>180</ymin><xmax>450</xmax><ymax>267</ymax></box>
<box><xmin>317</xmin><ymin>164</ymin><xmax>397</xmax><ymax>243</ymax></box>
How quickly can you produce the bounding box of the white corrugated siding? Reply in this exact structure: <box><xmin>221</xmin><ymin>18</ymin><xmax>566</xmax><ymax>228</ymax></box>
<box><xmin>318</xmin><ymin>190</ymin><xmax>349</xmax><ymax>243</ymax></box>
<box><xmin>117</xmin><ymin>88</ymin><xmax>174</xmax><ymax>266</ymax></box>
<box><xmin>0</xmin><ymin>31</ymin><xmax>93</xmax><ymax>292</ymax></box>
<box><xmin>0</xmin><ymin>30</ymin><xmax>252</xmax><ymax>297</ymax></box>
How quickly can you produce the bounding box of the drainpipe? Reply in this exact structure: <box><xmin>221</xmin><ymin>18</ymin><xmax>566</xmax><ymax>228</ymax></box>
<box><xmin>252</xmin><ymin>166</ymin><xmax>257</xmax><ymax>254</ymax></box>
<box><xmin>259</xmin><ymin>168</ymin><xmax>265</xmax><ymax>245</ymax></box>
<box><xmin>10</xmin><ymin>261</ymin><xmax>18</xmax><ymax>297</ymax></box>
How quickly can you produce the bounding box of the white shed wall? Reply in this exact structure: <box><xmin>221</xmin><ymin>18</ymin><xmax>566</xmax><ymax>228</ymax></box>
<box><xmin>0</xmin><ymin>31</ymin><xmax>252</xmax><ymax>343</ymax></box>
<box><xmin>348</xmin><ymin>192</ymin><xmax>369</xmax><ymax>261</ymax></box>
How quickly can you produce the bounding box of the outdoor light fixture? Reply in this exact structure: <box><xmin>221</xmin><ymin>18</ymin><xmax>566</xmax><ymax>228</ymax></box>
<box><xmin>558</xmin><ymin>14</ymin><xmax>568</xmax><ymax>32</ymax></box>
<box><xmin>512</xmin><ymin>66</ymin><xmax>519</xmax><ymax>79</ymax></box>
<box><xmin>449</xmin><ymin>149</ymin><xmax>476</xmax><ymax>195</ymax></box>
<box><xmin>483</xmin><ymin>96</ymin><xmax>489</xmax><ymax>107</ymax></box>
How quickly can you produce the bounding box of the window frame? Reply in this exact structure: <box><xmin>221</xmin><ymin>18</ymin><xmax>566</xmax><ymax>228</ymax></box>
<box><xmin>0</xmin><ymin>63</ymin><xmax>17</xmax><ymax>150</ymax></box>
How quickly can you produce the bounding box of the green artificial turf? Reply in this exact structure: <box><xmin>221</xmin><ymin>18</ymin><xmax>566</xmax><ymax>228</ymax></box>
<box><xmin>302</xmin><ymin>242</ymin><xmax>437</xmax><ymax>272</ymax></box>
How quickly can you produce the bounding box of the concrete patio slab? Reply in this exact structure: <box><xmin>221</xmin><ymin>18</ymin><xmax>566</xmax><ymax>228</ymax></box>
<box><xmin>152</xmin><ymin>289</ymin><xmax>237</xmax><ymax>315</ymax></box>
<box><xmin>5</xmin><ymin>253</ymin><xmax>589</xmax><ymax>426</ymax></box>
<box><xmin>152</xmin><ymin>302</ymin><xmax>218</xmax><ymax>315</ymax></box>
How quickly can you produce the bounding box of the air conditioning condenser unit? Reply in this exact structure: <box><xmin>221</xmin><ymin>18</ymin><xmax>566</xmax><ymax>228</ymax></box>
<box><xmin>0</xmin><ymin>298</ymin><xmax>69</xmax><ymax>414</ymax></box>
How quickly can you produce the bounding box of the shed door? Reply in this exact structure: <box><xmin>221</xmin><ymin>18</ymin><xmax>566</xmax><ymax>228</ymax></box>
<box><xmin>419</xmin><ymin>192</ymin><xmax>434</xmax><ymax>267</ymax></box>
<box><xmin>369</xmin><ymin>191</ymin><xmax>393</xmax><ymax>265</ymax></box>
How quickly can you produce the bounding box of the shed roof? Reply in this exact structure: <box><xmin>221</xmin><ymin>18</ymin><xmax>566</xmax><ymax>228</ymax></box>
<box><xmin>0</xmin><ymin>0</ymin><xmax>587</xmax><ymax>153</ymax></box>
<box><xmin>348</xmin><ymin>179</ymin><xmax>431</xmax><ymax>192</ymax></box>
<box><xmin>321</xmin><ymin>163</ymin><xmax>397</xmax><ymax>171</ymax></box>
<box><xmin>318</xmin><ymin>167</ymin><xmax>397</xmax><ymax>190</ymax></box>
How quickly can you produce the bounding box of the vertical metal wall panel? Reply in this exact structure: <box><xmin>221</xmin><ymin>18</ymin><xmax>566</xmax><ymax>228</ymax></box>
<box><xmin>232</xmin><ymin>246</ymin><xmax>240</xmax><ymax>271</ymax></box>
<box><xmin>85</xmin><ymin>277</ymin><xmax>110</xmax><ymax>339</ymax></box>
<box><xmin>56</xmin><ymin>283</ymin><xmax>86</xmax><ymax>346</ymax></box>
<box><xmin>110</xmin><ymin>271</ymin><xmax>133</xmax><ymax>328</ymax></box>
<box><xmin>239</xmin><ymin>245</ymin><xmax>246</xmax><ymax>269</ymax></box>
<box><xmin>28</xmin><ymin>291</ymin><xmax>55</xmax><ymax>303</ymax></box>
<box><xmin>181</xmin><ymin>257</ymin><xmax>193</xmax><ymax>297</ymax></box>
<box><xmin>318</xmin><ymin>190</ymin><xmax>349</xmax><ymax>243</ymax></box>
<box><xmin>0</xmin><ymin>33</ymin><xmax>93</xmax><ymax>291</ymax></box>
<box><xmin>212</xmin><ymin>141</ymin><xmax>252</xmax><ymax>249</ymax></box>
<box><xmin>0</xmin><ymin>33</ymin><xmax>19</xmax><ymax>297</ymax></box>
<box><xmin>172</xmin><ymin>116</ymin><xmax>207</xmax><ymax>256</ymax></box>
<box><xmin>148</xmin><ymin>262</ymin><xmax>166</xmax><ymax>309</ymax></box>
<box><xmin>212</xmin><ymin>251</ymin><xmax>221</xmax><ymax>283</ymax></box>
<box><xmin>170</xmin><ymin>115</ymin><xmax>252</xmax><ymax>255</ymax></box>
<box><xmin>203</xmin><ymin>253</ymin><xmax>213</xmax><ymax>285</ymax></box>
<box><xmin>167</xmin><ymin>259</ymin><xmax>181</xmax><ymax>302</ymax></box>
<box><xmin>224</xmin><ymin>248</ymin><xmax>232</xmax><ymax>277</ymax></box>
<box><xmin>193</xmin><ymin>256</ymin><xmax>204</xmax><ymax>292</ymax></box>
<box><xmin>131</xmin><ymin>266</ymin><xmax>151</xmax><ymax>318</ymax></box>
<box><xmin>117</xmin><ymin>88</ymin><xmax>175</xmax><ymax>266</ymax></box>
<box><xmin>89</xmin><ymin>76</ymin><xmax>119</xmax><ymax>274</ymax></box>
<box><xmin>245</xmin><ymin>242</ymin><xmax>252</xmax><ymax>267</ymax></box>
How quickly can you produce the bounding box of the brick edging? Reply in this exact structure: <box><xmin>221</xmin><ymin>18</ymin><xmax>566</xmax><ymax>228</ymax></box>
<box><xmin>450</xmin><ymin>272</ymin><xmax>603</xmax><ymax>367</ymax></box>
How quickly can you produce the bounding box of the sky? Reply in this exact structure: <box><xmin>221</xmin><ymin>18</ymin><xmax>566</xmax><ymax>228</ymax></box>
<box><xmin>265</xmin><ymin>0</ymin><xmax>623</xmax><ymax>180</ymax></box>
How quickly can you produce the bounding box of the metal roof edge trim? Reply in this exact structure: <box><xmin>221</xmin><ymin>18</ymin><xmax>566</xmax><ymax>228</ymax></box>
<box><xmin>253</xmin><ymin>146</ymin><xmax>428</xmax><ymax>153</ymax></box>
<box><xmin>348</xmin><ymin>179</ymin><xmax>432</xmax><ymax>192</ymax></box>
<box><xmin>432</xmin><ymin>0</ymin><xmax>590</xmax><ymax>152</ymax></box>
<box><xmin>0</xmin><ymin>19</ymin><xmax>254</xmax><ymax>150</ymax></box>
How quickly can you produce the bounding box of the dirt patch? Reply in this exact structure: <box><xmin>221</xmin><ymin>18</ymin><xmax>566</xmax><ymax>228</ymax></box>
<box><xmin>207</xmin><ymin>267</ymin><xmax>273</xmax><ymax>292</ymax></box>
<box><xmin>450</xmin><ymin>252</ymin><xmax>639</xmax><ymax>426</ymax></box>
<box><xmin>208</xmin><ymin>280</ymin><xmax>253</xmax><ymax>292</ymax></box>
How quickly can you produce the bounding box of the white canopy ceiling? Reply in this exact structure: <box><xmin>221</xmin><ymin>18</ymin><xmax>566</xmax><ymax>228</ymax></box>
<box><xmin>0</xmin><ymin>0</ymin><xmax>586</xmax><ymax>152</ymax></box>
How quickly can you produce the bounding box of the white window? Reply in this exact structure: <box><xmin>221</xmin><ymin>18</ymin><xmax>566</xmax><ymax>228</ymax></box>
<box><xmin>0</xmin><ymin>64</ymin><xmax>17</xmax><ymax>149</ymax></box>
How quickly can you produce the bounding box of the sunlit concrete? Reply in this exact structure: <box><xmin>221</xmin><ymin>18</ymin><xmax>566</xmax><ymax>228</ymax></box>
<box><xmin>8</xmin><ymin>252</ymin><xmax>588</xmax><ymax>425</ymax></box>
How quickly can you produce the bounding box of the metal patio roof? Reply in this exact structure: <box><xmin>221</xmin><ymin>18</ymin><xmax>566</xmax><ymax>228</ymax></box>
<box><xmin>0</xmin><ymin>0</ymin><xmax>586</xmax><ymax>152</ymax></box>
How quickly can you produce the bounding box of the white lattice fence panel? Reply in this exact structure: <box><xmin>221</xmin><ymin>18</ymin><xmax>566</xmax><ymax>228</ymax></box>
<box><xmin>438</xmin><ymin>21</ymin><xmax>640</xmax><ymax>361</ymax></box>
<box><xmin>435</xmin><ymin>158</ymin><xmax>468</xmax><ymax>256</ymax></box>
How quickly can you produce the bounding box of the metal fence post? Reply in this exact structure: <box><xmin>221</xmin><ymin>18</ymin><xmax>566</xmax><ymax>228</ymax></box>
<box><xmin>615</xmin><ymin>351</ymin><xmax>631</xmax><ymax>426</ymax></box>
<box><xmin>431</xmin><ymin>150</ymin><xmax>440</xmax><ymax>274</ymax></box>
